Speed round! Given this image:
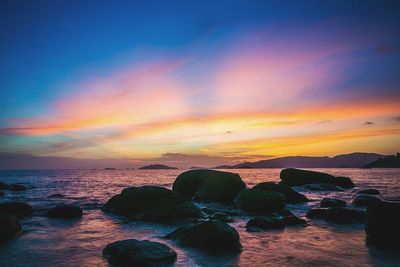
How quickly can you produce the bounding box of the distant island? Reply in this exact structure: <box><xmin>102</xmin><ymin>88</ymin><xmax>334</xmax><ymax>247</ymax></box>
<box><xmin>364</xmin><ymin>153</ymin><xmax>400</xmax><ymax>168</ymax></box>
<box><xmin>213</xmin><ymin>152</ymin><xmax>384</xmax><ymax>169</ymax></box>
<box><xmin>138</xmin><ymin>164</ymin><xmax>178</xmax><ymax>170</ymax></box>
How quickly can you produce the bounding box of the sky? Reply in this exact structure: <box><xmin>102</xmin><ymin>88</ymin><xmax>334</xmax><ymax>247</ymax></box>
<box><xmin>1</xmin><ymin>0</ymin><xmax>400</xmax><ymax>169</ymax></box>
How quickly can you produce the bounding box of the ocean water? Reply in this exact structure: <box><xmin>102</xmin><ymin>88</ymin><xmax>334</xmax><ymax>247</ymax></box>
<box><xmin>0</xmin><ymin>168</ymin><xmax>399</xmax><ymax>267</ymax></box>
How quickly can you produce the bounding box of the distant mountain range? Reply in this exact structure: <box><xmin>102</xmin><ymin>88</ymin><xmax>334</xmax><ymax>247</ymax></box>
<box><xmin>214</xmin><ymin>152</ymin><xmax>384</xmax><ymax>169</ymax></box>
<box><xmin>138</xmin><ymin>164</ymin><xmax>178</xmax><ymax>170</ymax></box>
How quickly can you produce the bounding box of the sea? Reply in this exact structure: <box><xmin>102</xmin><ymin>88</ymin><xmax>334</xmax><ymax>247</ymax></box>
<box><xmin>0</xmin><ymin>168</ymin><xmax>399</xmax><ymax>267</ymax></box>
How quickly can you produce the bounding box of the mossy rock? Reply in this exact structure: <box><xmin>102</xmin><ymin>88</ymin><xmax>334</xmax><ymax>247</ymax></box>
<box><xmin>234</xmin><ymin>189</ymin><xmax>286</xmax><ymax>214</ymax></box>
<box><xmin>253</xmin><ymin>182</ymin><xmax>308</xmax><ymax>203</ymax></box>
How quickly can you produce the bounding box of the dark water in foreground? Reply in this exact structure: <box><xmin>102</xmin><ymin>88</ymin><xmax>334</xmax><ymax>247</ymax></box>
<box><xmin>0</xmin><ymin>168</ymin><xmax>399</xmax><ymax>267</ymax></box>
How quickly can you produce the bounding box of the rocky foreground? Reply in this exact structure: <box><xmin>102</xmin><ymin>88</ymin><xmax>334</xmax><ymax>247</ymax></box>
<box><xmin>1</xmin><ymin>168</ymin><xmax>399</xmax><ymax>266</ymax></box>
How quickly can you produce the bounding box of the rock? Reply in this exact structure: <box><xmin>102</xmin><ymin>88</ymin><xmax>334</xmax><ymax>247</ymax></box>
<box><xmin>103</xmin><ymin>186</ymin><xmax>201</xmax><ymax>223</ymax></box>
<box><xmin>280</xmin><ymin>168</ymin><xmax>354</xmax><ymax>188</ymax></box>
<box><xmin>253</xmin><ymin>182</ymin><xmax>308</xmax><ymax>203</ymax></box>
<box><xmin>283</xmin><ymin>214</ymin><xmax>308</xmax><ymax>226</ymax></box>
<box><xmin>234</xmin><ymin>189</ymin><xmax>286</xmax><ymax>214</ymax></box>
<box><xmin>352</xmin><ymin>194</ymin><xmax>382</xmax><ymax>206</ymax></box>
<box><xmin>365</xmin><ymin>201</ymin><xmax>400</xmax><ymax>245</ymax></box>
<box><xmin>8</xmin><ymin>184</ymin><xmax>27</xmax><ymax>191</ymax></box>
<box><xmin>0</xmin><ymin>191</ymin><xmax>4</xmax><ymax>197</ymax></box>
<box><xmin>306</xmin><ymin>207</ymin><xmax>365</xmax><ymax>223</ymax></box>
<box><xmin>208</xmin><ymin>212</ymin><xmax>234</xmax><ymax>223</ymax></box>
<box><xmin>0</xmin><ymin>202</ymin><xmax>33</xmax><ymax>218</ymax></box>
<box><xmin>103</xmin><ymin>239</ymin><xmax>177</xmax><ymax>266</ymax></box>
<box><xmin>320</xmin><ymin>198</ymin><xmax>347</xmax><ymax>208</ymax></box>
<box><xmin>172</xmin><ymin>169</ymin><xmax>246</xmax><ymax>203</ymax></box>
<box><xmin>47</xmin><ymin>205</ymin><xmax>83</xmax><ymax>219</ymax></box>
<box><xmin>357</xmin><ymin>189</ymin><xmax>380</xmax><ymax>195</ymax></box>
<box><xmin>48</xmin><ymin>193</ymin><xmax>65</xmax><ymax>198</ymax></box>
<box><xmin>0</xmin><ymin>215</ymin><xmax>22</xmax><ymax>243</ymax></box>
<box><xmin>167</xmin><ymin>221</ymin><xmax>241</xmax><ymax>254</ymax></box>
<box><xmin>246</xmin><ymin>217</ymin><xmax>285</xmax><ymax>231</ymax></box>
<box><xmin>303</xmin><ymin>183</ymin><xmax>344</xmax><ymax>191</ymax></box>
<box><xmin>0</xmin><ymin>182</ymin><xmax>9</xmax><ymax>190</ymax></box>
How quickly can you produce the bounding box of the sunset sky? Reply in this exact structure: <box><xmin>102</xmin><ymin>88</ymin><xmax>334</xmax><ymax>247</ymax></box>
<box><xmin>1</xmin><ymin>1</ymin><xmax>400</xmax><ymax>168</ymax></box>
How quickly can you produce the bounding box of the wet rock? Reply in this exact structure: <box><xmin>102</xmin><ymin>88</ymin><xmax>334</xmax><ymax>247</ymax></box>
<box><xmin>357</xmin><ymin>189</ymin><xmax>380</xmax><ymax>195</ymax></box>
<box><xmin>283</xmin><ymin>214</ymin><xmax>308</xmax><ymax>226</ymax></box>
<box><xmin>48</xmin><ymin>193</ymin><xmax>65</xmax><ymax>198</ymax></box>
<box><xmin>280</xmin><ymin>168</ymin><xmax>354</xmax><ymax>188</ymax></box>
<box><xmin>352</xmin><ymin>194</ymin><xmax>382</xmax><ymax>206</ymax></box>
<box><xmin>0</xmin><ymin>191</ymin><xmax>4</xmax><ymax>197</ymax></box>
<box><xmin>103</xmin><ymin>239</ymin><xmax>177</xmax><ymax>266</ymax></box>
<box><xmin>172</xmin><ymin>169</ymin><xmax>246</xmax><ymax>203</ymax></box>
<box><xmin>0</xmin><ymin>182</ymin><xmax>9</xmax><ymax>190</ymax></box>
<box><xmin>0</xmin><ymin>215</ymin><xmax>22</xmax><ymax>243</ymax></box>
<box><xmin>103</xmin><ymin>186</ymin><xmax>201</xmax><ymax>224</ymax></box>
<box><xmin>167</xmin><ymin>221</ymin><xmax>241</xmax><ymax>254</ymax></box>
<box><xmin>47</xmin><ymin>204</ymin><xmax>83</xmax><ymax>219</ymax></box>
<box><xmin>234</xmin><ymin>189</ymin><xmax>286</xmax><ymax>214</ymax></box>
<box><xmin>306</xmin><ymin>207</ymin><xmax>365</xmax><ymax>223</ymax></box>
<box><xmin>253</xmin><ymin>182</ymin><xmax>308</xmax><ymax>203</ymax></box>
<box><xmin>303</xmin><ymin>183</ymin><xmax>344</xmax><ymax>191</ymax></box>
<box><xmin>8</xmin><ymin>184</ymin><xmax>27</xmax><ymax>191</ymax></box>
<box><xmin>320</xmin><ymin>198</ymin><xmax>347</xmax><ymax>208</ymax></box>
<box><xmin>208</xmin><ymin>212</ymin><xmax>234</xmax><ymax>223</ymax></box>
<box><xmin>246</xmin><ymin>216</ymin><xmax>285</xmax><ymax>231</ymax></box>
<box><xmin>365</xmin><ymin>201</ymin><xmax>400</xmax><ymax>246</ymax></box>
<box><xmin>0</xmin><ymin>202</ymin><xmax>33</xmax><ymax>218</ymax></box>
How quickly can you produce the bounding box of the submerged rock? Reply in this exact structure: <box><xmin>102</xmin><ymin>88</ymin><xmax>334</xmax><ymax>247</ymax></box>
<box><xmin>0</xmin><ymin>215</ymin><xmax>22</xmax><ymax>243</ymax></box>
<box><xmin>357</xmin><ymin>189</ymin><xmax>380</xmax><ymax>195</ymax></box>
<box><xmin>253</xmin><ymin>182</ymin><xmax>308</xmax><ymax>203</ymax></box>
<box><xmin>48</xmin><ymin>193</ymin><xmax>65</xmax><ymax>198</ymax></box>
<box><xmin>303</xmin><ymin>183</ymin><xmax>344</xmax><ymax>191</ymax></box>
<box><xmin>167</xmin><ymin>221</ymin><xmax>241</xmax><ymax>254</ymax></box>
<box><xmin>103</xmin><ymin>239</ymin><xmax>177</xmax><ymax>266</ymax></box>
<box><xmin>47</xmin><ymin>204</ymin><xmax>83</xmax><ymax>219</ymax></box>
<box><xmin>320</xmin><ymin>198</ymin><xmax>347</xmax><ymax>208</ymax></box>
<box><xmin>306</xmin><ymin>207</ymin><xmax>365</xmax><ymax>223</ymax></box>
<box><xmin>0</xmin><ymin>202</ymin><xmax>33</xmax><ymax>218</ymax></box>
<box><xmin>103</xmin><ymin>186</ymin><xmax>201</xmax><ymax>224</ymax></box>
<box><xmin>352</xmin><ymin>194</ymin><xmax>382</xmax><ymax>207</ymax></box>
<box><xmin>172</xmin><ymin>169</ymin><xmax>246</xmax><ymax>203</ymax></box>
<box><xmin>8</xmin><ymin>184</ymin><xmax>27</xmax><ymax>191</ymax></box>
<box><xmin>246</xmin><ymin>217</ymin><xmax>285</xmax><ymax>231</ymax></box>
<box><xmin>0</xmin><ymin>182</ymin><xmax>9</xmax><ymax>190</ymax></box>
<box><xmin>365</xmin><ymin>201</ymin><xmax>400</xmax><ymax>246</ymax></box>
<box><xmin>234</xmin><ymin>189</ymin><xmax>286</xmax><ymax>214</ymax></box>
<box><xmin>280</xmin><ymin>168</ymin><xmax>354</xmax><ymax>188</ymax></box>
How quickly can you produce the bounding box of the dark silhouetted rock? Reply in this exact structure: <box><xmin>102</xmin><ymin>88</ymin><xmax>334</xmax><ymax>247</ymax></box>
<box><xmin>352</xmin><ymin>194</ymin><xmax>382</xmax><ymax>206</ymax></box>
<box><xmin>234</xmin><ymin>189</ymin><xmax>286</xmax><ymax>214</ymax></box>
<box><xmin>0</xmin><ymin>202</ymin><xmax>33</xmax><ymax>218</ymax></box>
<box><xmin>365</xmin><ymin>201</ymin><xmax>400</xmax><ymax>245</ymax></box>
<box><xmin>246</xmin><ymin>216</ymin><xmax>285</xmax><ymax>231</ymax></box>
<box><xmin>283</xmin><ymin>214</ymin><xmax>308</xmax><ymax>226</ymax></box>
<box><xmin>0</xmin><ymin>215</ymin><xmax>22</xmax><ymax>243</ymax></box>
<box><xmin>253</xmin><ymin>182</ymin><xmax>308</xmax><ymax>203</ymax></box>
<box><xmin>47</xmin><ymin>204</ymin><xmax>83</xmax><ymax>219</ymax></box>
<box><xmin>320</xmin><ymin>198</ymin><xmax>347</xmax><ymax>208</ymax></box>
<box><xmin>0</xmin><ymin>191</ymin><xmax>4</xmax><ymax>197</ymax></box>
<box><xmin>0</xmin><ymin>182</ymin><xmax>9</xmax><ymax>190</ymax></box>
<box><xmin>208</xmin><ymin>212</ymin><xmax>234</xmax><ymax>223</ymax></box>
<box><xmin>48</xmin><ymin>193</ymin><xmax>65</xmax><ymax>198</ymax></box>
<box><xmin>306</xmin><ymin>207</ymin><xmax>365</xmax><ymax>223</ymax></box>
<box><xmin>280</xmin><ymin>168</ymin><xmax>354</xmax><ymax>188</ymax></box>
<box><xmin>103</xmin><ymin>239</ymin><xmax>177</xmax><ymax>266</ymax></box>
<box><xmin>173</xmin><ymin>169</ymin><xmax>246</xmax><ymax>203</ymax></box>
<box><xmin>139</xmin><ymin>164</ymin><xmax>178</xmax><ymax>170</ymax></box>
<box><xmin>167</xmin><ymin>221</ymin><xmax>241</xmax><ymax>254</ymax></box>
<box><xmin>357</xmin><ymin>189</ymin><xmax>380</xmax><ymax>195</ymax></box>
<box><xmin>8</xmin><ymin>184</ymin><xmax>27</xmax><ymax>191</ymax></box>
<box><xmin>303</xmin><ymin>183</ymin><xmax>344</xmax><ymax>191</ymax></box>
<box><xmin>103</xmin><ymin>186</ymin><xmax>201</xmax><ymax>224</ymax></box>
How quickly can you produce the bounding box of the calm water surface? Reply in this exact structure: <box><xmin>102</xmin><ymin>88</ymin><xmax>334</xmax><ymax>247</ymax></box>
<box><xmin>0</xmin><ymin>168</ymin><xmax>399</xmax><ymax>267</ymax></box>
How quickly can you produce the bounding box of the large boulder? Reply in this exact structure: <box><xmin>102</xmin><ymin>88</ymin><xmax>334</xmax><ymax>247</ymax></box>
<box><xmin>253</xmin><ymin>182</ymin><xmax>308</xmax><ymax>203</ymax></box>
<box><xmin>365</xmin><ymin>201</ymin><xmax>400</xmax><ymax>245</ymax></box>
<box><xmin>0</xmin><ymin>215</ymin><xmax>22</xmax><ymax>243</ymax></box>
<box><xmin>302</xmin><ymin>183</ymin><xmax>344</xmax><ymax>192</ymax></box>
<box><xmin>306</xmin><ymin>207</ymin><xmax>365</xmax><ymax>223</ymax></box>
<box><xmin>173</xmin><ymin>169</ymin><xmax>246</xmax><ymax>203</ymax></box>
<box><xmin>102</xmin><ymin>186</ymin><xmax>201</xmax><ymax>224</ymax></box>
<box><xmin>47</xmin><ymin>204</ymin><xmax>83</xmax><ymax>219</ymax></box>
<box><xmin>0</xmin><ymin>202</ymin><xmax>33</xmax><ymax>218</ymax></box>
<box><xmin>320</xmin><ymin>198</ymin><xmax>347</xmax><ymax>208</ymax></box>
<box><xmin>103</xmin><ymin>239</ymin><xmax>177</xmax><ymax>266</ymax></box>
<box><xmin>352</xmin><ymin>194</ymin><xmax>382</xmax><ymax>207</ymax></box>
<box><xmin>280</xmin><ymin>168</ymin><xmax>354</xmax><ymax>188</ymax></box>
<box><xmin>167</xmin><ymin>221</ymin><xmax>241</xmax><ymax>254</ymax></box>
<box><xmin>234</xmin><ymin>189</ymin><xmax>286</xmax><ymax>214</ymax></box>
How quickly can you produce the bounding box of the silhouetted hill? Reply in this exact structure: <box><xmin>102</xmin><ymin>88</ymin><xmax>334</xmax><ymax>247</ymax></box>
<box><xmin>138</xmin><ymin>164</ymin><xmax>178</xmax><ymax>170</ymax></box>
<box><xmin>364</xmin><ymin>153</ymin><xmax>400</xmax><ymax>168</ymax></box>
<box><xmin>214</xmin><ymin>152</ymin><xmax>384</xmax><ymax>169</ymax></box>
